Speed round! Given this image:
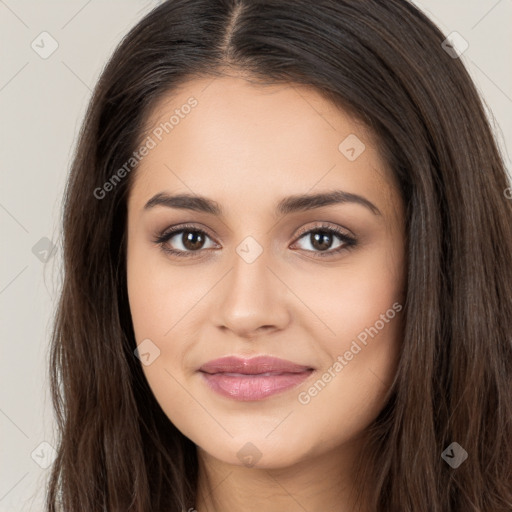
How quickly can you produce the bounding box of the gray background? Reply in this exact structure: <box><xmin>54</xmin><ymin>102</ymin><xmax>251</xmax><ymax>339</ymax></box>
<box><xmin>1</xmin><ymin>0</ymin><xmax>511</xmax><ymax>510</ymax></box>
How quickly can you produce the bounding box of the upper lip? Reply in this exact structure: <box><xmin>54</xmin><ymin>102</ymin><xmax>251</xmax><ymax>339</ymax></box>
<box><xmin>199</xmin><ymin>356</ymin><xmax>314</xmax><ymax>375</ymax></box>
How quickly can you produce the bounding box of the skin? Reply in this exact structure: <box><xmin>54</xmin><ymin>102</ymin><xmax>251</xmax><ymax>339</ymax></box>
<box><xmin>126</xmin><ymin>75</ymin><xmax>406</xmax><ymax>512</ymax></box>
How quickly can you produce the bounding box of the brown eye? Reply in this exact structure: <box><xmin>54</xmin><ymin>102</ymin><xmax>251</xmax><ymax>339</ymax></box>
<box><xmin>309</xmin><ymin>231</ymin><xmax>335</xmax><ymax>251</ymax></box>
<box><xmin>155</xmin><ymin>226</ymin><xmax>217</xmax><ymax>257</ymax></box>
<box><xmin>291</xmin><ymin>224</ymin><xmax>357</xmax><ymax>258</ymax></box>
<box><xmin>181</xmin><ymin>230</ymin><xmax>207</xmax><ymax>251</ymax></box>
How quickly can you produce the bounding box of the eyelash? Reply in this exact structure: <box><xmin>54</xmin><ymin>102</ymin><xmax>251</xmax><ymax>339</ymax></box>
<box><xmin>153</xmin><ymin>222</ymin><xmax>357</xmax><ymax>259</ymax></box>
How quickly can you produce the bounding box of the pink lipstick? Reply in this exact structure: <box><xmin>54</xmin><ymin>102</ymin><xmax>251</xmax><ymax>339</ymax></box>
<box><xmin>199</xmin><ymin>356</ymin><xmax>314</xmax><ymax>401</ymax></box>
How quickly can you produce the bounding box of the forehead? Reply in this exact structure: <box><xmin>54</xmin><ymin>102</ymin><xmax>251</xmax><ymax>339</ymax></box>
<box><xmin>128</xmin><ymin>76</ymin><xmax>394</xmax><ymax>215</ymax></box>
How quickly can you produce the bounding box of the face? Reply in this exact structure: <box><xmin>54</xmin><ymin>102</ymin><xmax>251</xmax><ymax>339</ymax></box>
<box><xmin>126</xmin><ymin>76</ymin><xmax>406</xmax><ymax>470</ymax></box>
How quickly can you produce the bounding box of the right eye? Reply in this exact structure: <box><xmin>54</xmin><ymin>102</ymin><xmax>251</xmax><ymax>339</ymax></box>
<box><xmin>154</xmin><ymin>225</ymin><xmax>218</xmax><ymax>257</ymax></box>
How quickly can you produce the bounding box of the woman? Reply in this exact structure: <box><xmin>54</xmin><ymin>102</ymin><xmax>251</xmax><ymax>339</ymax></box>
<box><xmin>47</xmin><ymin>0</ymin><xmax>512</xmax><ymax>510</ymax></box>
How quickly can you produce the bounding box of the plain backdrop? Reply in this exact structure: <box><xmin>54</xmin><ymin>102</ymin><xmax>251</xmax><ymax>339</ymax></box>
<box><xmin>0</xmin><ymin>0</ymin><xmax>511</xmax><ymax>510</ymax></box>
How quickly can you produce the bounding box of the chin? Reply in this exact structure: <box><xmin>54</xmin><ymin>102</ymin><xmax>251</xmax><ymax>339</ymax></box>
<box><xmin>196</xmin><ymin>433</ymin><xmax>318</xmax><ymax>470</ymax></box>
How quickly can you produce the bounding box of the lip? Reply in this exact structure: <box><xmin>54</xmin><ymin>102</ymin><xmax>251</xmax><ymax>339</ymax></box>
<box><xmin>199</xmin><ymin>356</ymin><xmax>315</xmax><ymax>401</ymax></box>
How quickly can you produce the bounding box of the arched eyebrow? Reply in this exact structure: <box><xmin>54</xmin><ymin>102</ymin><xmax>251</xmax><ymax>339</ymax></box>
<box><xmin>143</xmin><ymin>190</ymin><xmax>381</xmax><ymax>216</ymax></box>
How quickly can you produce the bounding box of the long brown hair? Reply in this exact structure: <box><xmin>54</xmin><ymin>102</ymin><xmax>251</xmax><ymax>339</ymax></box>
<box><xmin>47</xmin><ymin>0</ymin><xmax>512</xmax><ymax>510</ymax></box>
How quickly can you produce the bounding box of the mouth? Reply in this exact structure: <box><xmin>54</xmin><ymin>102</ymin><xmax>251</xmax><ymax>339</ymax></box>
<box><xmin>198</xmin><ymin>356</ymin><xmax>315</xmax><ymax>401</ymax></box>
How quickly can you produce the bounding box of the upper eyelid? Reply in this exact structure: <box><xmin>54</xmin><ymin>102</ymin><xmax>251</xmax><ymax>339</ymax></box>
<box><xmin>293</xmin><ymin>223</ymin><xmax>354</xmax><ymax>239</ymax></box>
<box><xmin>159</xmin><ymin>223</ymin><xmax>216</xmax><ymax>242</ymax></box>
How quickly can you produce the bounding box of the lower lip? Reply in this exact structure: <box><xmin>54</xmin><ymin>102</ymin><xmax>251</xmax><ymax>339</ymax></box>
<box><xmin>200</xmin><ymin>371</ymin><xmax>313</xmax><ymax>401</ymax></box>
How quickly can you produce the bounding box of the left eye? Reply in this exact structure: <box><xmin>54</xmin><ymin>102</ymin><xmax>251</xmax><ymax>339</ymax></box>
<box><xmin>292</xmin><ymin>227</ymin><xmax>355</xmax><ymax>254</ymax></box>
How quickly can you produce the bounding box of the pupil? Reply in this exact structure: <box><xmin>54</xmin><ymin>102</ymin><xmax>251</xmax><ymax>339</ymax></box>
<box><xmin>312</xmin><ymin>231</ymin><xmax>332</xmax><ymax>251</ymax></box>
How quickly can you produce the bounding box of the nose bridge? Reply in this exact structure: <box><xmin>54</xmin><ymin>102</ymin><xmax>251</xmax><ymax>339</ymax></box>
<box><xmin>213</xmin><ymin>235</ymin><xmax>290</xmax><ymax>335</ymax></box>
<box><xmin>229</xmin><ymin>236</ymin><xmax>274</xmax><ymax>302</ymax></box>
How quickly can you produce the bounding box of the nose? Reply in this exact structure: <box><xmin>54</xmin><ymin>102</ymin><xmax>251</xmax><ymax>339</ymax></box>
<box><xmin>212</xmin><ymin>246</ymin><xmax>291</xmax><ymax>339</ymax></box>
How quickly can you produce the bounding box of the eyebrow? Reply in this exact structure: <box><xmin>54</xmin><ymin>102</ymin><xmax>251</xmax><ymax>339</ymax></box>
<box><xmin>143</xmin><ymin>190</ymin><xmax>381</xmax><ymax>216</ymax></box>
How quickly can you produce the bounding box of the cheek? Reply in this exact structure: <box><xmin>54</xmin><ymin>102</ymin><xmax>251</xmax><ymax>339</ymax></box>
<box><xmin>126</xmin><ymin>248</ymin><xmax>204</xmax><ymax>432</ymax></box>
<box><xmin>126</xmin><ymin>242</ymin><xmax>216</xmax><ymax>407</ymax></box>
<box><xmin>291</xmin><ymin>242</ymin><xmax>404</xmax><ymax>346</ymax></box>
<box><xmin>126</xmin><ymin>239</ymin><xmax>210</xmax><ymax>343</ymax></box>
<box><xmin>289</xmin><ymin>244</ymin><xmax>404</xmax><ymax>417</ymax></box>
<box><xmin>290</xmin><ymin>269</ymin><xmax>403</xmax><ymax>457</ymax></box>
